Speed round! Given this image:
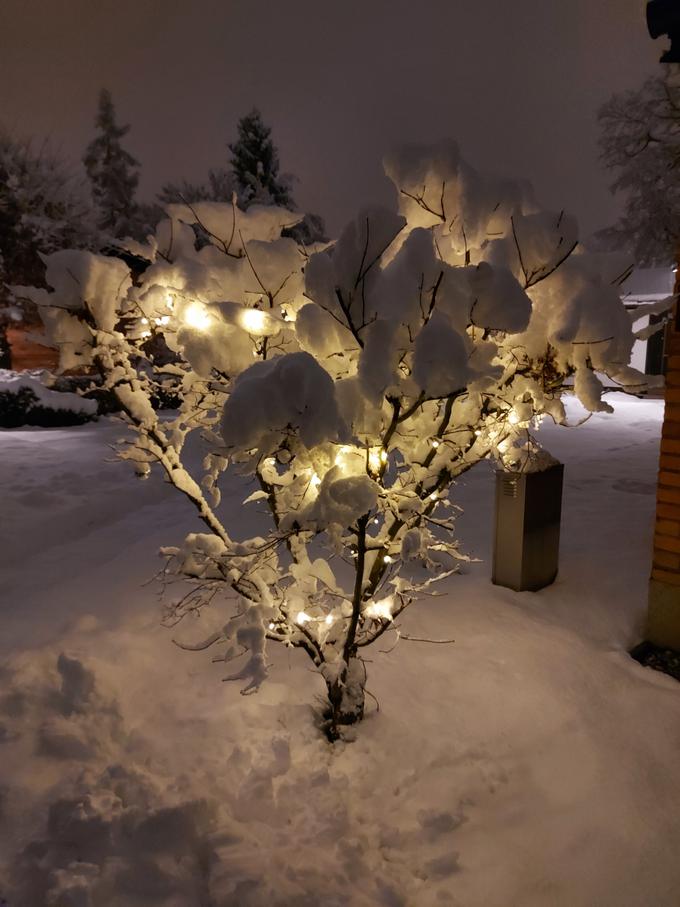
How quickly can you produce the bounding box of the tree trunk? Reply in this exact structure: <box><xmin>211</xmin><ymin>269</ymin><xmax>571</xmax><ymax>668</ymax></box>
<box><xmin>323</xmin><ymin>657</ymin><xmax>366</xmax><ymax>741</ymax></box>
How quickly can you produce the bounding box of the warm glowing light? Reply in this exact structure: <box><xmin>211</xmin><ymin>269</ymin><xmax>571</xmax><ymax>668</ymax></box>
<box><xmin>141</xmin><ymin>317</ymin><xmax>149</xmax><ymax>325</ymax></box>
<box><xmin>334</xmin><ymin>444</ymin><xmax>352</xmax><ymax>468</ymax></box>
<box><xmin>429</xmin><ymin>492</ymin><xmax>438</xmax><ymax>501</ymax></box>
<box><xmin>508</xmin><ymin>409</ymin><xmax>520</xmax><ymax>425</ymax></box>
<box><xmin>383</xmin><ymin>554</ymin><xmax>393</xmax><ymax>564</ymax></box>
<box><xmin>264</xmin><ymin>457</ymin><xmax>276</xmax><ymax>467</ymax></box>
<box><xmin>324</xmin><ymin>614</ymin><xmax>334</xmax><ymax>626</ymax></box>
<box><xmin>296</xmin><ymin>611</ymin><xmax>311</xmax><ymax>625</ymax></box>
<box><xmin>240</xmin><ymin>308</ymin><xmax>268</xmax><ymax>334</ymax></box>
<box><xmin>268</xmin><ymin>622</ymin><xmax>276</xmax><ymax>630</ymax></box>
<box><xmin>140</xmin><ymin>330</ymin><xmax>151</xmax><ymax>339</ymax></box>
<box><xmin>373</xmin><ymin>517</ymin><xmax>380</xmax><ymax>525</ymax></box>
<box><xmin>310</xmin><ymin>473</ymin><xmax>322</xmax><ymax>487</ymax></box>
<box><xmin>184</xmin><ymin>302</ymin><xmax>211</xmax><ymax>331</ymax></box>
<box><xmin>431</xmin><ymin>439</ymin><xmax>440</xmax><ymax>448</ymax></box>
<box><xmin>368</xmin><ymin>448</ymin><xmax>387</xmax><ymax>472</ymax></box>
<box><xmin>365</xmin><ymin>597</ymin><xmax>393</xmax><ymax>620</ymax></box>
<box><xmin>474</xmin><ymin>429</ymin><xmax>482</xmax><ymax>436</ymax></box>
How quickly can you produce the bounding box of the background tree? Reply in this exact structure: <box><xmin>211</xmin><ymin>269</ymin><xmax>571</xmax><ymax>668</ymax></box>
<box><xmin>157</xmin><ymin>169</ymin><xmax>236</xmax><ymax>206</ymax></box>
<box><xmin>597</xmin><ymin>72</ymin><xmax>680</xmax><ymax>266</ymax></box>
<box><xmin>229</xmin><ymin>108</ymin><xmax>292</xmax><ymax>207</ymax></box>
<box><xmin>160</xmin><ymin>109</ymin><xmax>327</xmax><ymax>244</ymax></box>
<box><xmin>84</xmin><ymin>89</ymin><xmax>140</xmax><ymax>240</ymax></box>
<box><xmin>25</xmin><ymin>141</ymin><xmax>647</xmax><ymax>741</ymax></box>
<box><xmin>0</xmin><ymin>129</ymin><xmax>97</xmax><ymax>341</ymax></box>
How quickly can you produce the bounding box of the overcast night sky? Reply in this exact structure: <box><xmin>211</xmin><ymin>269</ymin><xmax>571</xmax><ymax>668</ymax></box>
<box><xmin>0</xmin><ymin>0</ymin><xmax>663</xmax><ymax>238</ymax></box>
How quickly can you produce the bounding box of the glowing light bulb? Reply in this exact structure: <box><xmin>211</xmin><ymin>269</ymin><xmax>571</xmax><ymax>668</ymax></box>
<box><xmin>431</xmin><ymin>439</ymin><xmax>440</xmax><ymax>449</ymax></box>
<box><xmin>365</xmin><ymin>597</ymin><xmax>393</xmax><ymax>620</ymax></box>
<box><xmin>325</xmin><ymin>614</ymin><xmax>334</xmax><ymax>626</ymax></box>
<box><xmin>383</xmin><ymin>554</ymin><xmax>393</xmax><ymax>564</ymax></box>
<box><xmin>335</xmin><ymin>444</ymin><xmax>352</xmax><ymax>468</ymax></box>
<box><xmin>373</xmin><ymin>517</ymin><xmax>380</xmax><ymax>525</ymax></box>
<box><xmin>474</xmin><ymin>429</ymin><xmax>482</xmax><ymax>437</ymax></box>
<box><xmin>140</xmin><ymin>330</ymin><xmax>151</xmax><ymax>339</ymax></box>
<box><xmin>268</xmin><ymin>622</ymin><xmax>276</xmax><ymax>630</ymax></box>
<box><xmin>240</xmin><ymin>308</ymin><xmax>268</xmax><ymax>334</ymax></box>
<box><xmin>296</xmin><ymin>611</ymin><xmax>311</xmax><ymax>625</ymax></box>
<box><xmin>184</xmin><ymin>302</ymin><xmax>211</xmax><ymax>331</ymax></box>
<box><xmin>141</xmin><ymin>317</ymin><xmax>149</xmax><ymax>325</ymax></box>
<box><xmin>429</xmin><ymin>491</ymin><xmax>438</xmax><ymax>501</ymax></box>
<box><xmin>368</xmin><ymin>448</ymin><xmax>387</xmax><ymax>472</ymax></box>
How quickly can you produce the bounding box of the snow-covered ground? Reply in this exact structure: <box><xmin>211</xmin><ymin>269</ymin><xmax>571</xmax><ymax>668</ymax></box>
<box><xmin>2</xmin><ymin>394</ymin><xmax>679</xmax><ymax>907</ymax></box>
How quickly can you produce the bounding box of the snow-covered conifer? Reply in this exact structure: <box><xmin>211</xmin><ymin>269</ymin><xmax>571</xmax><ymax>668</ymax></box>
<box><xmin>26</xmin><ymin>141</ymin><xmax>656</xmax><ymax>739</ymax></box>
<box><xmin>83</xmin><ymin>89</ymin><xmax>140</xmax><ymax>239</ymax></box>
<box><xmin>229</xmin><ymin>108</ymin><xmax>292</xmax><ymax>208</ymax></box>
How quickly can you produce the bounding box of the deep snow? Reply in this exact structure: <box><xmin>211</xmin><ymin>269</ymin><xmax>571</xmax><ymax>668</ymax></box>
<box><xmin>2</xmin><ymin>395</ymin><xmax>680</xmax><ymax>907</ymax></box>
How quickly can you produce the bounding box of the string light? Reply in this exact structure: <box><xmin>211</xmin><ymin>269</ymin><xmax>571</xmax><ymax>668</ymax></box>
<box><xmin>429</xmin><ymin>491</ymin><xmax>438</xmax><ymax>501</ymax></box>
<box><xmin>383</xmin><ymin>554</ymin><xmax>393</xmax><ymax>564</ymax></box>
<box><xmin>184</xmin><ymin>302</ymin><xmax>211</xmax><ymax>331</ymax></box>
<box><xmin>296</xmin><ymin>611</ymin><xmax>311</xmax><ymax>625</ymax></box>
<box><xmin>324</xmin><ymin>614</ymin><xmax>334</xmax><ymax>626</ymax></box>
<box><xmin>240</xmin><ymin>308</ymin><xmax>269</xmax><ymax>334</ymax></box>
<box><xmin>140</xmin><ymin>330</ymin><xmax>151</xmax><ymax>339</ymax></box>
<box><xmin>431</xmin><ymin>439</ymin><xmax>440</xmax><ymax>448</ymax></box>
<box><xmin>368</xmin><ymin>448</ymin><xmax>387</xmax><ymax>472</ymax></box>
<box><xmin>141</xmin><ymin>317</ymin><xmax>149</xmax><ymax>325</ymax></box>
<box><xmin>335</xmin><ymin>445</ymin><xmax>352</xmax><ymax>468</ymax></box>
<box><xmin>365</xmin><ymin>597</ymin><xmax>393</xmax><ymax>620</ymax></box>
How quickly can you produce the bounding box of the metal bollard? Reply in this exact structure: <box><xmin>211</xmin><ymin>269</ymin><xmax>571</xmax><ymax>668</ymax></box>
<box><xmin>492</xmin><ymin>463</ymin><xmax>564</xmax><ymax>592</ymax></box>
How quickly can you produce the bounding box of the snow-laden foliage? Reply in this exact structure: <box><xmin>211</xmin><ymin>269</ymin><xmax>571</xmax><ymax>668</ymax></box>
<box><xmin>26</xmin><ymin>141</ymin><xmax>650</xmax><ymax>738</ymax></box>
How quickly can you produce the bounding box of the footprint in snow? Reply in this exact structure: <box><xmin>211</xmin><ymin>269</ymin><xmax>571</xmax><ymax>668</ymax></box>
<box><xmin>611</xmin><ymin>479</ymin><xmax>656</xmax><ymax>495</ymax></box>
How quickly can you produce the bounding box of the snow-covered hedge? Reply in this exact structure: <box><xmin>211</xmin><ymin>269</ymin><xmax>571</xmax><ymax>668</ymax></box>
<box><xmin>0</xmin><ymin>371</ymin><xmax>98</xmax><ymax>428</ymax></box>
<box><xmin>22</xmin><ymin>141</ymin><xmax>660</xmax><ymax>738</ymax></box>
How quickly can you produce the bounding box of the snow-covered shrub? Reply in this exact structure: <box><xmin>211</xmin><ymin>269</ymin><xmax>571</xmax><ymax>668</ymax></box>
<box><xmin>25</xmin><ymin>141</ymin><xmax>655</xmax><ymax>739</ymax></box>
<box><xmin>0</xmin><ymin>372</ymin><xmax>98</xmax><ymax>428</ymax></box>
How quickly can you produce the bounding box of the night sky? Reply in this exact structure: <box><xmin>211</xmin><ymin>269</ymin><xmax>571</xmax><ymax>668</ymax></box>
<box><xmin>0</xmin><ymin>0</ymin><xmax>662</xmax><ymax>238</ymax></box>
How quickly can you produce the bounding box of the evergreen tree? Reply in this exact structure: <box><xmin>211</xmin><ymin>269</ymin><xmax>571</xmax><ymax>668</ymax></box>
<box><xmin>228</xmin><ymin>108</ymin><xmax>292</xmax><ymax>208</ymax></box>
<box><xmin>84</xmin><ymin>89</ymin><xmax>139</xmax><ymax>238</ymax></box>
